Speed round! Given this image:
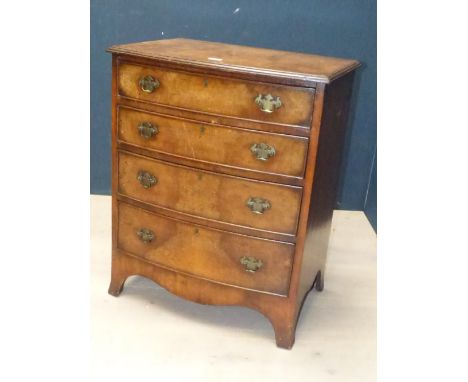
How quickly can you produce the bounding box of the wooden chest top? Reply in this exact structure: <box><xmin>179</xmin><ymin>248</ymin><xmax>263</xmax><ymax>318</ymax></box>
<box><xmin>108</xmin><ymin>38</ymin><xmax>360</xmax><ymax>85</ymax></box>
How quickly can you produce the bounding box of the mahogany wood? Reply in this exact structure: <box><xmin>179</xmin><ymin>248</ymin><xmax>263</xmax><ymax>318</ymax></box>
<box><xmin>108</xmin><ymin>38</ymin><xmax>359</xmax><ymax>349</ymax></box>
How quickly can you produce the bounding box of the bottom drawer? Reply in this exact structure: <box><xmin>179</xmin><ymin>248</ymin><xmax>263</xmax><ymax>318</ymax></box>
<box><xmin>117</xmin><ymin>202</ymin><xmax>294</xmax><ymax>296</ymax></box>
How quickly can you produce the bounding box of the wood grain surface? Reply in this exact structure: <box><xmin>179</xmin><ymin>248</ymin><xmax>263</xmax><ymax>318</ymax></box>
<box><xmin>108</xmin><ymin>38</ymin><xmax>360</xmax><ymax>349</ymax></box>
<box><xmin>118</xmin><ymin>202</ymin><xmax>294</xmax><ymax>296</ymax></box>
<box><xmin>118</xmin><ymin>61</ymin><xmax>315</xmax><ymax>127</ymax></box>
<box><xmin>109</xmin><ymin>38</ymin><xmax>360</xmax><ymax>84</ymax></box>
<box><xmin>118</xmin><ymin>106</ymin><xmax>309</xmax><ymax>178</ymax></box>
<box><xmin>118</xmin><ymin>151</ymin><xmax>303</xmax><ymax>236</ymax></box>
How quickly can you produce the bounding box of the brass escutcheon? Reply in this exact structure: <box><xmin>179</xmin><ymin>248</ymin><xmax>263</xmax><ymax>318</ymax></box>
<box><xmin>138</xmin><ymin>121</ymin><xmax>159</xmax><ymax>139</ymax></box>
<box><xmin>139</xmin><ymin>75</ymin><xmax>160</xmax><ymax>93</ymax></box>
<box><xmin>136</xmin><ymin>228</ymin><xmax>155</xmax><ymax>244</ymax></box>
<box><xmin>250</xmin><ymin>142</ymin><xmax>276</xmax><ymax>161</ymax></box>
<box><xmin>137</xmin><ymin>171</ymin><xmax>158</xmax><ymax>189</ymax></box>
<box><xmin>240</xmin><ymin>256</ymin><xmax>263</xmax><ymax>273</ymax></box>
<box><xmin>255</xmin><ymin>93</ymin><xmax>282</xmax><ymax>113</ymax></box>
<box><xmin>246</xmin><ymin>197</ymin><xmax>271</xmax><ymax>214</ymax></box>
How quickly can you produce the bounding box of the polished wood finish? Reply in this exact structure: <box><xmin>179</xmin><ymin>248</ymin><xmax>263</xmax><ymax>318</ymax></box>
<box><xmin>116</xmin><ymin>194</ymin><xmax>297</xmax><ymax>244</ymax></box>
<box><xmin>118</xmin><ymin>202</ymin><xmax>294</xmax><ymax>296</ymax></box>
<box><xmin>118</xmin><ymin>61</ymin><xmax>315</xmax><ymax>127</ymax></box>
<box><xmin>118</xmin><ymin>141</ymin><xmax>305</xmax><ymax>187</ymax></box>
<box><xmin>108</xmin><ymin>38</ymin><xmax>359</xmax><ymax>349</ymax></box>
<box><xmin>108</xmin><ymin>38</ymin><xmax>360</xmax><ymax>85</ymax></box>
<box><xmin>118</xmin><ymin>151</ymin><xmax>302</xmax><ymax>236</ymax></box>
<box><xmin>299</xmin><ymin>74</ymin><xmax>355</xmax><ymax>303</ymax></box>
<box><xmin>118</xmin><ymin>106</ymin><xmax>309</xmax><ymax>179</ymax></box>
<box><xmin>119</xmin><ymin>94</ymin><xmax>311</xmax><ymax>137</ymax></box>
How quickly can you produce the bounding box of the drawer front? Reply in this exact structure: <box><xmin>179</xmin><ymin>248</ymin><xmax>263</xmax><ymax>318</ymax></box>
<box><xmin>118</xmin><ymin>107</ymin><xmax>309</xmax><ymax>178</ymax></box>
<box><xmin>118</xmin><ymin>152</ymin><xmax>302</xmax><ymax>236</ymax></box>
<box><xmin>118</xmin><ymin>62</ymin><xmax>315</xmax><ymax>127</ymax></box>
<box><xmin>118</xmin><ymin>202</ymin><xmax>294</xmax><ymax>295</ymax></box>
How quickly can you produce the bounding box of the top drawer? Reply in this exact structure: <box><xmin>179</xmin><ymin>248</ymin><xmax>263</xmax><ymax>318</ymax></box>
<box><xmin>117</xmin><ymin>62</ymin><xmax>315</xmax><ymax>128</ymax></box>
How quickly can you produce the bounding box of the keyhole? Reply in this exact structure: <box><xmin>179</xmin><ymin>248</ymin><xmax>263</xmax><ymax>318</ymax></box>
<box><xmin>199</xmin><ymin>125</ymin><xmax>205</xmax><ymax>136</ymax></box>
<box><xmin>203</xmin><ymin>78</ymin><xmax>208</xmax><ymax>87</ymax></box>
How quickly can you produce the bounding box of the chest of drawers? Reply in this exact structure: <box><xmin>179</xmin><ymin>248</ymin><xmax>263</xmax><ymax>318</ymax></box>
<box><xmin>107</xmin><ymin>38</ymin><xmax>359</xmax><ymax>349</ymax></box>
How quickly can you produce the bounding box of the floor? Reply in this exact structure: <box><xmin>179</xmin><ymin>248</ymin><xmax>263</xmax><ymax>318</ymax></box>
<box><xmin>91</xmin><ymin>195</ymin><xmax>376</xmax><ymax>382</ymax></box>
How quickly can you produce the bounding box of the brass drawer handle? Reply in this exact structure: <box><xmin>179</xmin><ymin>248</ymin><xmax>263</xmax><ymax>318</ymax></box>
<box><xmin>137</xmin><ymin>171</ymin><xmax>158</xmax><ymax>189</ymax></box>
<box><xmin>255</xmin><ymin>93</ymin><xmax>282</xmax><ymax>113</ymax></box>
<box><xmin>138</xmin><ymin>122</ymin><xmax>159</xmax><ymax>139</ymax></box>
<box><xmin>240</xmin><ymin>256</ymin><xmax>263</xmax><ymax>273</ymax></box>
<box><xmin>250</xmin><ymin>143</ymin><xmax>276</xmax><ymax>161</ymax></box>
<box><xmin>246</xmin><ymin>197</ymin><xmax>271</xmax><ymax>214</ymax></box>
<box><xmin>139</xmin><ymin>75</ymin><xmax>160</xmax><ymax>93</ymax></box>
<box><xmin>136</xmin><ymin>228</ymin><xmax>155</xmax><ymax>243</ymax></box>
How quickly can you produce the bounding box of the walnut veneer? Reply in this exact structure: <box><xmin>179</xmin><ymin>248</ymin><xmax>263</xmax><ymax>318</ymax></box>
<box><xmin>107</xmin><ymin>38</ymin><xmax>359</xmax><ymax>349</ymax></box>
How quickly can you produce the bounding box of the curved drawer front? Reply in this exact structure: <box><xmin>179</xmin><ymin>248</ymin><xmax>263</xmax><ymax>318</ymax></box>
<box><xmin>118</xmin><ymin>107</ymin><xmax>309</xmax><ymax>178</ymax></box>
<box><xmin>118</xmin><ymin>151</ymin><xmax>302</xmax><ymax>236</ymax></box>
<box><xmin>118</xmin><ymin>62</ymin><xmax>315</xmax><ymax>127</ymax></box>
<box><xmin>118</xmin><ymin>202</ymin><xmax>294</xmax><ymax>296</ymax></box>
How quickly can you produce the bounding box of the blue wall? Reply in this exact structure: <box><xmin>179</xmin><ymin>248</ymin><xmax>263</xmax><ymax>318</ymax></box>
<box><xmin>91</xmin><ymin>0</ymin><xmax>376</xmax><ymax>215</ymax></box>
<box><xmin>364</xmin><ymin>150</ymin><xmax>377</xmax><ymax>231</ymax></box>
